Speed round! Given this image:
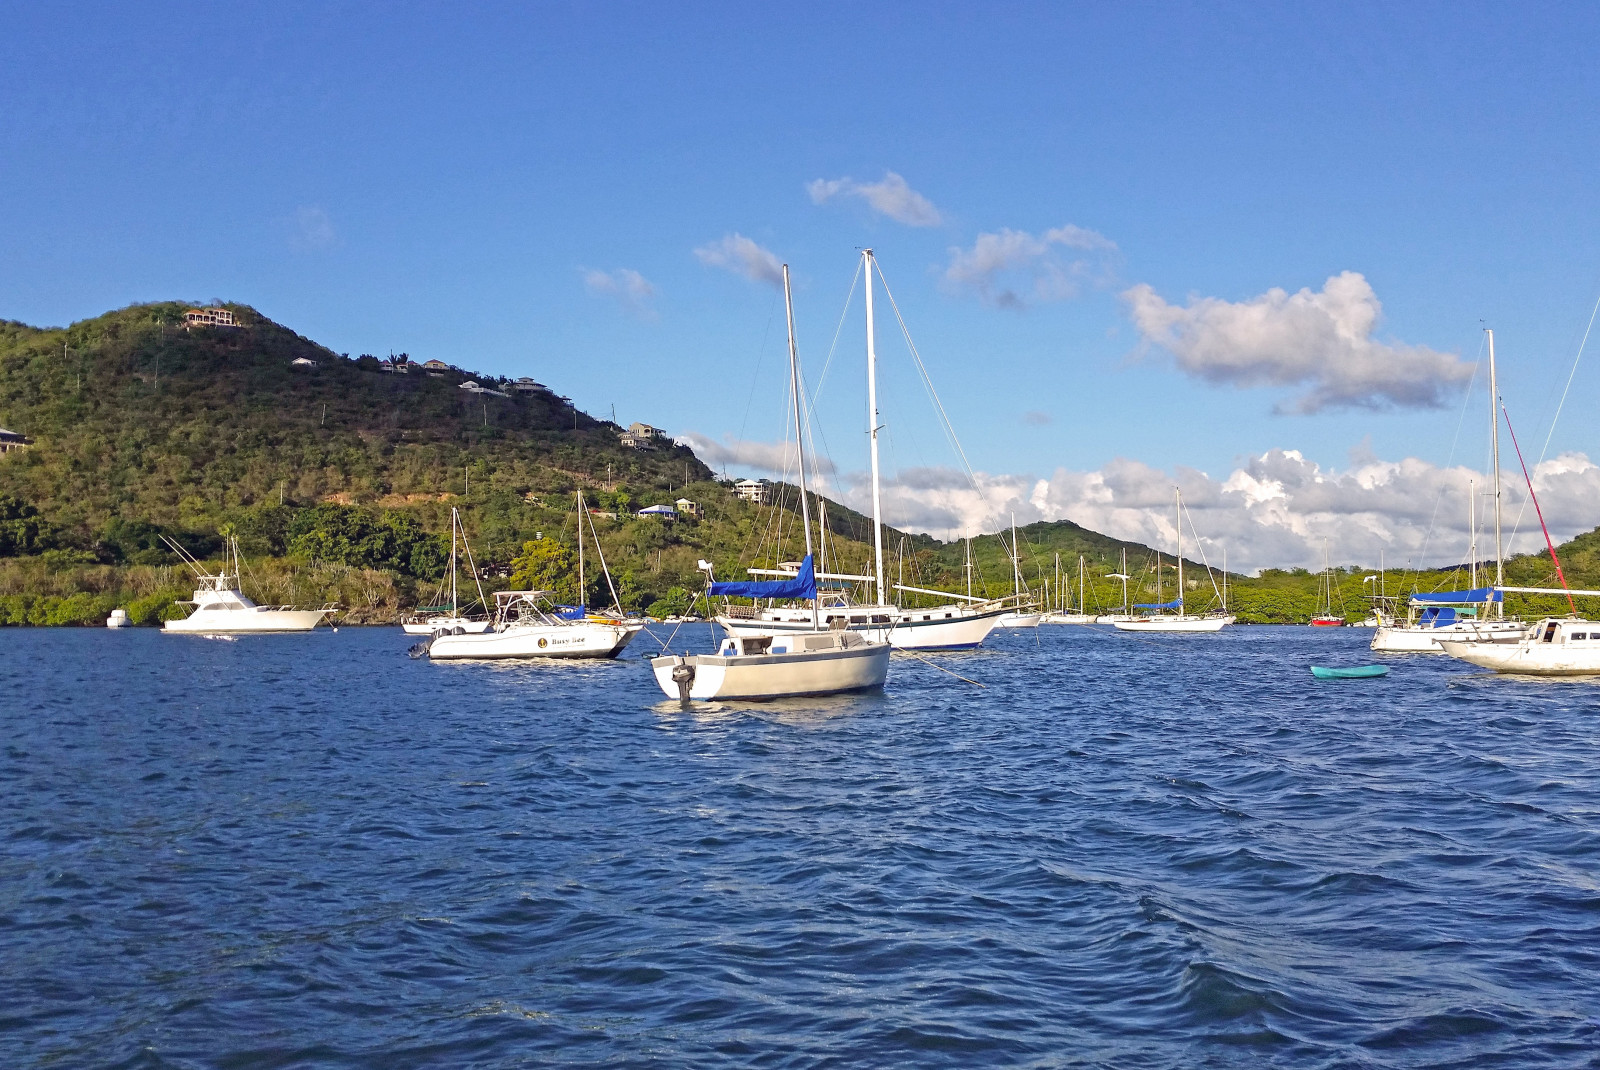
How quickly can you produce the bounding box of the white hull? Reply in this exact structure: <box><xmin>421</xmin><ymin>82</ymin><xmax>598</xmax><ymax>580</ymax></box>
<box><xmin>429</xmin><ymin>620</ymin><xmax>642</xmax><ymax>660</ymax></box>
<box><xmin>165</xmin><ymin>607</ymin><xmax>331</xmax><ymax>633</ymax></box>
<box><xmin>652</xmin><ymin>635</ymin><xmax>890</xmax><ymax>701</ymax></box>
<box><xmin>1095</xmin><ymin>614</ymin><xmax>1138</xmax><ymax>624</ymax></box>
<box><xmin>1440</xmin><ymin>618</ymin><xmax>1600</xmax><ymax>674</ymax></box>
<box><xmin>719</xmin><ymin>604</ymin><xmax>1005</xmax><ymax>650</ymax></box>
<box><xmin>996</xmin><ymin>612</ymin><xmax>1041</xmax><ymax>629</ymax></box>
<box><xmin>402</xmin><ymin>616</ymin><xmax>493</xmax><ymax>635</ymax></box>
<box><xmin>1113</xmin><ymin>614</ymin><xmax>1235</xmax><ymax>633</ymax></box>
<box><xmin>1041</xmin><ymin>613</ymin><xmax>1096</xmax><ymax>625</ymax></box>
<box><xmin>1371</xmin><ymin>620</ymin><xmax>1526</xmax><ymax>653</ymax></box>
<box><xmin>106</xmin><ymin>609</ymin><xmax>129</xmax><ymax>629</ymax></box>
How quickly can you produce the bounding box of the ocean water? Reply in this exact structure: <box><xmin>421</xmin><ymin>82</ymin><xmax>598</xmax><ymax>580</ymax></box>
<box><xmin>3</xmin><ymin>624</ymin><xmax>1599</xmax><ymax>1068</ymax></box>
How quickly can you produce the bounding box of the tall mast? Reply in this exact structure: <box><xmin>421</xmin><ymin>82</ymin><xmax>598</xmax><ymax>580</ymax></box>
<box><xmin>1469</xmin><ymin>477</ymin><xmax>1478</xmax><ymax>589</ymax></box>
<box><xmin>864</xmin><ymin>249</ymin><xmax>887</xmax><ymax>606</ymax></box>
<box><xmin>781</xmin><ymin>264</ymin><xmax>818</xmax><ymax>628</ymax></box>
<box><xmin>965</xmin><ymin>535</ymin><xmax>973</xmax><ymax>599</ymax></box>
<box><xmin>1122</xmin><ymin>548</ymin><xmax>1128</xmax><ymax>615</ymax></box>
<box><xmin>1011</xmin><ymin>514</ymin><xmax>1021</xmax><ymax>598</ymax></box>
<box><xmin>1175</xmin><ymin>487</ymin><xmax>1183</xmax><ymax>613</ymax></box>
<box><xmin>1487</xmin><ymin>328</ymin><xmax>1504</xmax><ymax>600</ymax></box>
<box><xmin>576</xmin><ymin>489</ymin><xmax>585</xmax><ymax>607</ymax></box>
<box><xmin>450</xmin><ymin>507</ymin><xmax>459</xmax><ymax>615</ymax></box>
<box><xmin>1054</xmin><ymin>552</ymin><xmax>1061</xmax><ymax>613</ymax></box>
<box><xmin>1079</xmin><ymin>554</ymin><xmax>1086</xmax><ymax>615</ymax></box>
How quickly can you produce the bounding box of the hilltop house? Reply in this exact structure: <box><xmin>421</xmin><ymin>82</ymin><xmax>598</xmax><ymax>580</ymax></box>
<box><xmin>675</xmin><ymin>498</ymin><xmax>702</xmax><ymax>518</ymax></box>
<box><xmin>619</xmin><ymin>421</ymin><xmax>669</xmax><ymax>450</ymax></box>
<box><xmin>459</xmin><ymin>380</ymin><xmax>510</xmax><ymax>397</ymax></box>
<box><xmin>511</xmin><ymin>377</ymin><xmax>548</xmax><ymax>394</ymax></box>
<box><xmin>289</xmin><ymin>357</ymin><xmax>318</xmax><ymax>369</ymax></box>
<box><xmin>0</xmin><ymin>427</ymin><xmax>31</xmax><ymax>454</ymax></box>
<box><xmin>638</xmin><ymin>504</ymin><xmax>678</xmax><ymax>520</ymax></box>
<box><xmin>733</xmin><ymin>478</ymin><xmax>770</xmax><ymax>504</ymax></box>
<box><xmin>420</xmin><ymin>359</ymin><xmax>450</xmax><ymax>372</ymax></box>
<box><xmin>184</xmin><ymin>308</ymin><xmax>238</xmax><ymax>329</ymax></box>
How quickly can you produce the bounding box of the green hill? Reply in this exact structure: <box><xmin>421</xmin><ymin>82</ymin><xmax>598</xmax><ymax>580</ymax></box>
<box><xmin>3</xmin><ymin>299</ymin><xmax>1599</xmax><ymax>626</ymax></box>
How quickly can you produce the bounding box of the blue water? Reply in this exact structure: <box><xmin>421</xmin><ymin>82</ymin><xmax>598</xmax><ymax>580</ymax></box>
<box><xmin>4</xmin><ymin>625</ymin><xmax>1600</xmax><ymax>1068</ymax></box>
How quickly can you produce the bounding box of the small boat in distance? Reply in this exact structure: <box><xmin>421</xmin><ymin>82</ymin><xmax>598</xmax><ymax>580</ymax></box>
<box><xmin>995</xmin><ymin>517</ymin><xmax>1041</xmax><ymax>628</ymax></box>
<box><xmin>657</xmin><ymin>262</ymin><xmax>890</xmax><ymax>701</ymax></box>
<box><xmin>1311</xmin><ymin>543</ymin><xmax>1345</xmax><ymax>626</ymax></box>
<box><xmin>1310</xmin><ymin>664</ymin><xmax>1389</xmax><ymax>679</ymax></box>
<box><xmin>402</xmin><ymin>508</ymin><xmax>492</xmax><ymax>635</ymax></box>
<box><xmin>1041</xmin><ymin>553</ymin><xmax>1095</xmax><ymax>625</ymax></box>
<box><xmin>163</xmin><ymin>535</ymin><xmax>335</xmax><ymax>634</ymax></box>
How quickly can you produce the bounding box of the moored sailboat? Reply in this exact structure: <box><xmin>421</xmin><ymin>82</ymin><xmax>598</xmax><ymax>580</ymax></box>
<box><xmin>656</xmin><ymin>263</ymin><xmax>890</xmax><ymax>701</ymax></box>
<box><xmin>401</xmin><ymin>508</ymin><xmax>491</xmax><ymax>635</ymax></box>
<box><xmin>1113</xmin><ymin>489</ymin><xmax>1234</xmax><ymax>633</ymax></box>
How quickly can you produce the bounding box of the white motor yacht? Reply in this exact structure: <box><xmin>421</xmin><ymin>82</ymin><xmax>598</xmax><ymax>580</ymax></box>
<box><xmin>1438</xmin><ymin>618</ymin><xmax>1600</xmax><ymax>675</ymax></box>
<box><xmin>426</xmin><ymin>591</ymin><xmax>643</xmax><ymax>660</ymax></box>
<box><xmin>163</xmin><ymin>536</ymin><xmax>335</xmax><ymax>634</ymax></box>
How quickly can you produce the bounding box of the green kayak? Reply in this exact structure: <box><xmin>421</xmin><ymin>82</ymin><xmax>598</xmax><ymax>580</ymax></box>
<box><xmin>1310</xmin><ymin>665</ymin><xmax>1389</xmax><ymax>679</ymax></box>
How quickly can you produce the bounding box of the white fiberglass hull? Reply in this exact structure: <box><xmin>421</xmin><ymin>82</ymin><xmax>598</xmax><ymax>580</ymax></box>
<box><xmin>1371</xmin><ymin>620</ymin><xmax>1527</xmax><ymax>654</ymax></box>
<box><xmin>1041</xmin><ymin>613</ymin><xmax>1096</xmax><ymax>625</ymax></box>
<box><xmin>1113</xmin><ymin>614</ymin><xmax>1235</xmax><ymax>633</ymax></box>
<box><xmin>719</xmin><ymin>605</ymin><xmax>1005</xmax><ymax>651</ymax></box>
<box><xmin>402</xmin><ymin>616</ymin><xmax>493</xmax><ymax>636</ymax></box>
<box><xmin>429</xmin><ymin>621</ymin><xmax>641</xmax><ymax>660</ymax></box>
<box><xmin>996</xmin><ymin>612</ymin><xmax>1041</xmax><ymax>629</ymax></box>
<box><xmin>165</xmin><ymin>607</ymin><xmax>332</xmax><ymax>633</ymax></box>
<box><xmin>1438</xmin><ymin>638</ymin><xmax>1600</xmax><ymax>675</ymax></box>
<box><xmin>652</xmin><ymin>641</ymin><xmax>890</xmax><ymax>701</ymax></box>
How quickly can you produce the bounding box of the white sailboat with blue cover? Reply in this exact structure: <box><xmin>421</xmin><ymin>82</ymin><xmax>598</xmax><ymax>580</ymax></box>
<box><xmin>653</xmin><ymin>264</ymin><xmax>890</xmax><ymax>702</ymax></box>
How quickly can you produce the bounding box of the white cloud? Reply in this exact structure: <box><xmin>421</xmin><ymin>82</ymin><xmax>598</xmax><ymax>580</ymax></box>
<box><xmin>806</xmin><ymin>449</ymin><xmax>1600</xmax><ymax>575</ymax></box>
<box><xmin>675</xmin><ymin>432</ymin><xmax>836</xmax><ymax>478</ymax></box>
<box><xmin>693</xmin><ymin>233</ymin><xmax>784</xmax><ymax>288</ymax></box>
<box><xmin>581</xmin><ymin>267</ymin><xmax>658</xmax><ymax>318</ymax></box>
<box><xmin>943</xmin><ymin>224</ymin><xmax>1118</xmax><ymax>308</ymax></box>
<box><xmin>806</xmin><ymin>171</ymin><xmax>942</xmax><ymax>226</ymax></box>
<box><xmin>1123</xmin><ymin>271</ymin><xmax>1476</xmax><ymax>413</ymax></box>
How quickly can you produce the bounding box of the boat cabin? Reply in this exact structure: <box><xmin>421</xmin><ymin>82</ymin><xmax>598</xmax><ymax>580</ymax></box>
<box><xmin>1531</xmin><ymin>619</ymin><xmax>1598</xmax><ymax>645</ymax></box>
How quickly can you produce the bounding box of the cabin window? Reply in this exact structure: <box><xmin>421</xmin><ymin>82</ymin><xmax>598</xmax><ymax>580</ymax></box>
<box><xmin>1575</xmin><ymin>632</ymin><xmax>1589</xmax><ymax>641</ymax></box>
<box><xmin>850</xmin><ymin>616</ymin><xmax>866</xmax><ymax>624</ymax></box>
<box><xmin>945</xmin><ymin>613</ymin><xmax>952</xmax><ymax>618</ymax></box>
<box><xmin>871</xmin><ymin>615</ymin><xmax>891</xmax><ymax>624</ymax></box>
<box><xmin>1543</xmin><ymin>622</ymin><xmax>1559</xmax><ymax>643</ymax></box>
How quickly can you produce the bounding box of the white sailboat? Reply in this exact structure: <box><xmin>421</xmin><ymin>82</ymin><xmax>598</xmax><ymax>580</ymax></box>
<box><xmin>1374</xmin><ymin>330</ymin><xmax>1526</xmax><ymax>652</ymax></box>
<box><xmin>1042</xmin><ymin>553</ymin><xmax>1096</xmax><ymax>624</ymax></box>
<box><xmin>163</xmin><ymin>535</ymin><xmax>335</xmax><ymax>633</ymax></box>
<box><xmin>424</xmin><ymin>492</ymin><xmax>644</xmax><ymax>660</ymax></box>
<box><xmin>401</xmin><ymin>508</ymin><xmax>492</xmax><ymax>634</ymax></box>
<box><xmin>1096</xmin><ymin>548</ymin><xmax>1137</xmax><ymax>624</ymax></box>
<box><xmin>718</xmin><ymin>250</ymin><xmax>1007</xmax><ymax>651</ymax></box>
<box><xmin>1113</xmin><ymin>489</ymin><xmax>1235</xmax><ymax>633</ymax></box>
<box><xmin>655</xmin><ymin>263</ymin><xmax>890</xmax><ymax>701</ymax></box>
<box><xmin>1438</xmin><ymin>617</ymin><xmax>1600</xmax><ymax>675</ymax></box>
<box><xmin>995</xmin><ymin>517</ymin><xmax>1041</xmax><ymax>628</ymax></box>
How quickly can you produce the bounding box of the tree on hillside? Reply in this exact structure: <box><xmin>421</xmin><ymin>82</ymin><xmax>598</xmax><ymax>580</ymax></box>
<box><xmin>509</xmin><ymin>537</ymin><xmax>592</xmax><ymax>606</ymax></box>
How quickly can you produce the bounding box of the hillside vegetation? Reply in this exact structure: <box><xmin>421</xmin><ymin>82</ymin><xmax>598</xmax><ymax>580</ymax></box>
<box><xmin>2</xmin><ymin>300</ymin><xmax>1599</xmax><ymax>626</ymax></box>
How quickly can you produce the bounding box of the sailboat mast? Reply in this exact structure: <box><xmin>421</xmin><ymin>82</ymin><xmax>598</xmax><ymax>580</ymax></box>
<box><xmin>1011</xmin><ymin>515</ymin><xmax>1021</xmax><ymax>598</ymax></box>
<box><xmin>576</xmin><ymin>489</ymin><xmax>586</xmax><ymax>608</ymax></box>
<box><xmin>1469</xmin><ymin>477</ymin><xmax>1478</xmax><ymax>589</ymax></box>
<box><xmin>864</xmin><ymin>249</ymin><xmax>887</xmax><ymax>606</ymax></box>
<box><xmin>1122</xmin><ymin>548</ymin><xmax>1128</xmax><ymax>615</ymax></box>
<box><xmin>1079</xmin><ymin>555</ymin><xmax>1086</xmax><ymax>615</ymax></box>
<box><xmin>965</xmin><ymin>535</ymin><xmax>973</xmax><ymax>599</ymax></box>
<box><xmin>781</xmin><ymin>264</ymin><xmax>818</xmax><ymax>629</ymax></box>
<box><xmin>450</xmin><ymin>507</ymin><xmax>459</xmax><ymax>615</ymax></box>
<box><xmin>1487</xmin><ymin>328</ymin><xmax>1504</xmax><ymax>601</ymax></box>
<box><xmin>1175</xmin><ymin>488</ymin><xmax>1183</xmax><ymax>612</ymax></box>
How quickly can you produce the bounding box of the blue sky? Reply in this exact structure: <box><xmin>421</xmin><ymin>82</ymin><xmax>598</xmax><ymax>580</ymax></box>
<box><xmin>5</xmin><ymin>2</ymin><xmax>1600</xmax><ymax>569</ymax></box>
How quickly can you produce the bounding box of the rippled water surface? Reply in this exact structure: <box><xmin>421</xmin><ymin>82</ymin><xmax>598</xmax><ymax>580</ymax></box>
<box><xmin>4</xmin><ymin>624</ymin><xmax>1600</xmax><ymax>1068</ymax></box>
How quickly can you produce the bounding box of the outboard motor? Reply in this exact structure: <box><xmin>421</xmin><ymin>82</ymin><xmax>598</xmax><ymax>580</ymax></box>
<box><xmin>407</xmin><ymin>636</ymin><xmax>433</xmax><ymax>659</ymax></box>
<box><xmin>670</xmin><ymin>660</ymin><xmax>696</xmax><ymax>703</ymax></box>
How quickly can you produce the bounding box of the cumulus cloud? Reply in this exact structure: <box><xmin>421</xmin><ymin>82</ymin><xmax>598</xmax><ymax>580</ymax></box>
<box><xmin>675</xmin><ymin>432</ymin><xmax>836</xmax><ymax>478</ymax></box>
<box><xmin>804</xmin><ymin>449</ymin><xmax>1600</xmax><ymax>575</ymax></box>
<box><xmin>1123</xmin><ymin>271</ymin><xmax>1475</xmax><ymax>413</ymax></box>
<box><xmin>581</xmin><ymin>267</ymin><xmax>657</xmax><ymax>318</ymax></box>
<box><xmin>943</xmin><ymin>224</ymin><xmax>1118</xmax><ymax>308</ymax></box>
<box><xmin>806</xmin><ymin>171</ymin><xmax>942</xmax><ymax>226</ymax></box>
<box><xmin>693</xmin><ymin>233</ymin><xmax>784</xmax><ymax>288</ymax></box>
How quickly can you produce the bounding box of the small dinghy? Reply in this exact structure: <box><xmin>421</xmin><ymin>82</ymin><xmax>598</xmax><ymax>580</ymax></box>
<box><xmin>1309</xmin><ymin>664</ymin><xmax>1390</xmax><ymax>679</ymax></box>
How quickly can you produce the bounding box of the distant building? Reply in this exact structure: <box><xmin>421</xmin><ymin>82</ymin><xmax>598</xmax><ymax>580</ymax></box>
<box><xmin>0</xmin><ymin>427</ymin><xmax>31</xmax><ymax>454</ymax></box>
<box><xmin>459</xmin><ymin>379</ymin><xmax>480</xmax><ymax>390</ymax></box>
<box><xmin>733</xmin><ymin>478</ymin><xmax>770</xmax><ymax>504</ymax></box>
<box><xmin>184</xmin><ymin>308</ymin><xmax>238</xmax><ymax>329</ymax></box>
<box><xmin>638</xmin><ymin>504</ymin><xmax>678</xmax><ymax>520</ymax></box>
<box><xmin>675</xmin><ymin>498</ymin><xmax>702</xmax><ymax>518</ymax></box>
<box><xmin>420</xmin><ymin>359</ymin><xmax>450</xmax><ymax>371</ymax></box>
<box><xmin>290</xmin><ymin>357</ymin><xmax>318</xmax><ymax>369</ymax></box>
<box><xmin>618</xmin><ymin>430</ymin><xmax>657</xmax><ymax>450</ymax></box>
<box><xmin>511</xmin><ymin>377</ymin><xmax>548</xmax><ymax>394</ymax></box>
<box><xmin>627</xmin><ymin>421</ymin><xmax>668</xmax><ymax>440</ymax></box>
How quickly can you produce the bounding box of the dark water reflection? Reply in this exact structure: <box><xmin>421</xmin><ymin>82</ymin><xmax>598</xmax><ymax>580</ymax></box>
<box><xmin>3</xmin><ymin>624</ymin><xmax>1599</xmax><ymax>1067</ymax></box>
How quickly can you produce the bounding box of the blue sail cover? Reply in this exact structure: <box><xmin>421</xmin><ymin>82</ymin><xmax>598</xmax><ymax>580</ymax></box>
<box><xmin>1134</xmin><ymin>599</ymin><xmax>1184</xmax><ymax>610</ymax></box>
<box><xmin>708</xmin><ymin>554</ymin><xmax>817</xmax><ymax>600</ymax></box>
<box><xmin>1409</xmin><ymin>587</ymin><xmax>1503</xmax><ymax>606</ymax></box>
